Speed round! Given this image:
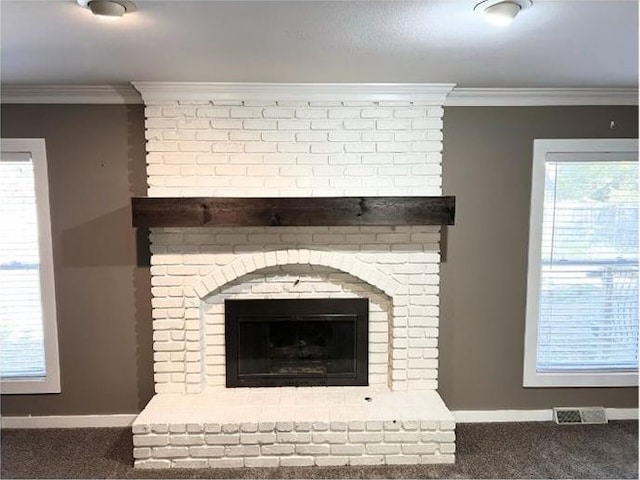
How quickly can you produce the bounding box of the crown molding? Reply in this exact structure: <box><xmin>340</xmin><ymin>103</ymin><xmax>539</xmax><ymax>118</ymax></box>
<box><xmin>446</xmin><ymin>88</ymin><xmax>638</xmax><ymax>106</ymax></box>
<box><xmin>1</xmin><ymin>85</ymin><xmax>142</xmax><ymax>104</ymax></box>
<box><xmin>131</xmin><ymin>82</ymin><xmax>457</xmax><ymax>104</ymax></box>
<box><xmin>1</xmin><ymin>84</ymin><xmax>636</xmax><ymax>106</ymax></box>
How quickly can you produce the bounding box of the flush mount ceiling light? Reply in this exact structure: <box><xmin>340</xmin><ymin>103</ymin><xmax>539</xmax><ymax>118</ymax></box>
<box><xmin>77</xmin><ymin>0</ymin><xmax>136</xmax><ymax>18</ymax></box>
<box><xmin>474</xmin><ymin>0</ymin><xmax>532</xmax><ymax>26</ymax></box>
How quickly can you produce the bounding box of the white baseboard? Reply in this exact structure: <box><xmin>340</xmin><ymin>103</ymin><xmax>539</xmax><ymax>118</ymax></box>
<box><xmin>454</xmin><ymin>409</ymin><xmax>553</xmax><ymax>423</ymax></box>
<box><xmin>453</xmin><ymin>408</ymin><xmax>638</xmax><ymax>423</ymax></box>
<box><xmin>1</xmin><ymin>414</ymin><xmax>137</xmax><ymax>429</ymax></box>
<box><xmin>1</xmin><ymin>408</ymin><xmax>636</xmax><ymax>428</ymax></box>
<box><xmin>605</xmin><ymin>408</ymin><xmax>639</xmax><ymax>420</ymax></box>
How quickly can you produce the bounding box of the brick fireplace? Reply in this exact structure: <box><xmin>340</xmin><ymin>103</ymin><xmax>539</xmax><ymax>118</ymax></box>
<box><xmin>131</xmin><ymin>83</ymin><xmax>456</xmax><ymax>468</ymax></box>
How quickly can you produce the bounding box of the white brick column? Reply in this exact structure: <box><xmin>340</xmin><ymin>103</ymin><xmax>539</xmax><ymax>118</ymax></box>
<box><xmin>132</xmin><ymin>83</ymin><xmax>456</xmax><ymax>467</ymax></box>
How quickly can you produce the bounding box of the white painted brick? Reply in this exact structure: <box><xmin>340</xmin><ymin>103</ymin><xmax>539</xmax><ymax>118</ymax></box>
<box><xmin>348</xmin><ymin>432</ymin><xmax>383</xmax><ymax>443</ymax></box>
<box><xmin>366</xmin><ymin>444</ymin><xmax>400</xmax><ymax>455</ymax></box>
<box><xmin>394</xmin><ymin>108</ymin><xmax>426</xmax><ymax>118</ymax></box>
<box><xmin>440</xmin><ymin>420</ymin><xmax>456</xmax><ymax>431</ymax></box>
<box><xmin>187</xmin><ymin>423</ymin><xmax>204</xmax><ymax>433</ymax></box>
<box><xmin>163</xmin><ymin>107</ymin><xmax>197</xmax><ymax>117</ymax></box>
<box><xmin>172</xmin><ymin>458</ymin><xmax>209</xmax><ymax>468</ymax></box>
<box><xmin>311</xmin><ymin>143</ymin><xmax>344</xmax><ymax>154</ymax></box>
<box><xmin>146</xmin><ymin>119</ymin><xmax>178</xmax><ymax>131</ymax></box>
<box><xmin>434</xmin><ymin>431</ymin><xmax>456</xmax><ymax>442</ymax></box>
<box><xmin>421</xmin><ymin>454</ymin><xmax>455</xmax><ymax>464</ymax></box>
<box><xmin>310</xmin><ymin>119</ymin><xmax>342</xmax><ymax>130</ymax></box>
<box><xmin>296</xmin><ymin>444</ymin><xmax>330</xmax><ymax>455</ymax></box>
<box><xmin>145</xmin><ymin>106</ymin><xmax>163</xmax><ymax>117</ymax></box>
<box><xmin>230</xmin><ymin>107</ymin><xmax>263</xmax><ymax>118</ymax></box>
<box><xmin>315</xmin><ymin>456</ymin><xmax>349</xmax><ymax>466</ymax></box>
<box><xmin>327</xmin><ymin>108</ymin><xmax>360</xmax><ymax>119</ymax></box>
<box><xmin>384</xmin><ymin>431</ymin><xmax>420</xmax><ymax>442</ymax></box>
<box><xmin>385</xmin><ymin>455</ymin><xmax>420</xmax><ymax>465</ymax></box>
<box><xmin>361</xmin><ymin>108</ymin><xmax>393</xmax><ymax>118</ymax></box>
<box><xmin>209</xmin><ymin>458</ymin><xmax>244</xmax><ymax>468</ymax></box>
<box><xmin>349</xmin><ymin>455</ymin><xmax>384</xmax><ymax>465</ymax></box>
<box><xmin>277</xmin><ymin>432</ymin><xmax>311</xmax><ymax>443</ymax></box>
<box><xmin>133</xmin><ymin>433</ymin><xmax>169</xmax><ymax>447</ymax></box>
<box><xmin>402</xmin><ymin>421</ymin><xmax>419</xmax><ymax>431</ymax></box>
<box><xmin>296</xmin><ymin>132</ymin><xmax>328</xmax><ymax>142</ymax></box>
<box><xmin>133</xmin><ymin>447</ymin><xmax>151</xmax><ymax>459</ymax></box>
<box><xmin>170</xmin><ymin>435</ymin><xmax>204</xmax><ymax>446</ymax></box>
<box><xmin>243</xmin><ymin>119</ymin><xmax>277</xmax><ymax>130</ymax></box>
<box><xmin>225</xmin><ymin>445</ymin><xmax>260</xmax><ymax>457</ymax></box>
<box><xmin>295</xmin><ymin>109</ymin><xmax>328</xmax><ymax>119</ymax></box>
<box><xmin>205</xmin><ymin>435</ymin><xmax>239</xmax><ymax>445</ymax></box>
<box><xmin>345</xmin><ymin>143</ymin><xmax>375</xmax><ymax>153</ymax></box>
<box><xmin>245</xmin><ymin>457</ymin><xmax>280</xmax><ymax>467</ymax></box>
<box><xmin>197</xmin><ymin>107</ymin><xmax>229</xmax><ymax>118</ymax></box>
<box><xmin>152</xmin><ymin>446</ymin><xmax>189</xmax><ymax>458</ymax></box>
<box><xmin>377</xmin><ymin>119</ymin><xmax>412</xmax><ymax>130</ymax></box>
<box><xmin>263</xmin><ymin>108</ymin><xmax>294</xmax><ymax>118</ymax></box>
<box><xmin>240</xmin><ymin>433</ymin><xmax>277</xmax><ymax>444</ymax></box>
<box><xmin>222</xmin><ymin>424</ymin><xmax>240</xmax><ymax>434</ymax></box>
<box><xmin>132</xmin><ymin>424</ymin><xmax>150</xmax><ymax>434</ymax></box>
<box><xmin>168</xmin><ymin>424</ymin><xmax>186</xmax><ymax>434</ymax></box>
<box><xmin>312</xmin><ymin>432</ymin><xmax>348</xmax><ymax>444</ymax></box>
<box><xmin>330</xmin><ymin>422</ymin><xmax>348</xmax><ymax>432</ymax></box>
<box><xmin>383</xmin><ymin>421</ymin><xmax>401</xmax><ymax>431</ymax></box>
<box><xmin>176</xmin><ymin>119</ymin><xmax>211</xmax><ymax>129</ymax></box>
<box><xmin>277</xmin><ymin>119</ymin><xmax>311</xmax><ymax>130</ymax></box>
<box><xmin>136</xmin><ymin>459</ymin><xmax>171</xmax><ymax>469</ymax></box>
<box><xmin>280</xmin><ymin>457</ymin><xmax>315</xmax><ymax>467</ymax></box>
<box><xmin>261</xmin><ymin>444</ymin><xmax>295</xmax><ymax>455</ymax></box>
<box><xmin>347</xmin><ymin>420</ymin><xmax>366</xmax><ymax>431</ymax></box>
<box><xmin>312</xmin><ymin>421</ymin><xmax>329</xmax><ymax>431</ymax></box>
<box><xmin>240</xmin><ymin>423</ymin><xmax>258</xmax><ymax>433</ymax></box>
<box><xmin>440</xmin><ymin>443</ymin><xmax>456</xmax><ymax>454</ymax></box>
<box><xmin>403</xmin><ymin>444</ymin><xmax>437</xmax><ymax>455</ymax></box>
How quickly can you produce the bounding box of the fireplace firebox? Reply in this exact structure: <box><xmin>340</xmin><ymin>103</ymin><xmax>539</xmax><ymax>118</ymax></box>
<box><xmin>225</xmin><ymin>298</ymin><xmax>368</xmax><ymax>387</ymax></box>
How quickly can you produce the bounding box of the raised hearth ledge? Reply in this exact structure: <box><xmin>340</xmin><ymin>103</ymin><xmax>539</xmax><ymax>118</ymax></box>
<box><xmin>133</xmin><ymin>388</ymin><xmax>455</xmax><ymax>468</ymax></box>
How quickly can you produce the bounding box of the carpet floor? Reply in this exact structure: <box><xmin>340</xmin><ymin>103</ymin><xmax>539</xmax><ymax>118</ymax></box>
<box><xmin>1</xmin><ymin>421</ymin><xmax>637</xmax><ymax>479</ymax></box>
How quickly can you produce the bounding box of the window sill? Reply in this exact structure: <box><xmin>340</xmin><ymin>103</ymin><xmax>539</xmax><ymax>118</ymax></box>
<box><xmin>1</xmin><ymin>376</ymin><xmax>61</xmax><ymax>394</ymax></box>
<box><xmin>523</xmin><ymin>371</ymin><xmax>638</xmax><ymax>388</ymax></box>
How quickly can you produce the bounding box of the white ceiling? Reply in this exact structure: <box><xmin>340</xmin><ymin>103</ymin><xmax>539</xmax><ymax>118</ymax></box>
<box><xmin>1</xmin><ymin>0</ymin><xmax>638</xmax><ymax>87</ymax></box>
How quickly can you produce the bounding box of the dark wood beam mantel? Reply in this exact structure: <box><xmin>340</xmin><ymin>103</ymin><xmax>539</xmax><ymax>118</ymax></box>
<box><xmin>131</xmin><ymin>196</ymin><xmax>455</xmax><ymax>228</ymax></box>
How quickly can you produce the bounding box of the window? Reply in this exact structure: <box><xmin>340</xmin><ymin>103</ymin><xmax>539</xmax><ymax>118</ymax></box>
<box><xmin>0</xmin><ymin>139</ymin><xmax>60</xmax><ymax>394</ymax></box>
<box><xmin>524</xmin><ymin>139</ymin><xmax>638</xmax><ymax>387</ymax></box>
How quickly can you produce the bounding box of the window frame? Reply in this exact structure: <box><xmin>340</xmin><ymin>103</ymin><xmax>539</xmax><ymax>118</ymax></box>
<box><xmin>1</xmin><ymin>138</ymin><xmax>61</xmax><ymax>394</ymax></box>
<box><xmin>523</xmin><ymin>138</ymin><xmax>639</xmax><ymax>388</ymax></box>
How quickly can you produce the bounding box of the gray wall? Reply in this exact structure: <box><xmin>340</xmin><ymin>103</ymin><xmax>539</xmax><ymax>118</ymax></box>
<box><xmin>1</xmin><ymin>104</ymin><xmax>154</xmax><ymax>415</ymax></box>
<box><xmin>439</xmin><ymin>106</ymin><xmax>638</xmax><ymax>409</ymax></box>
<box><xmin>1</xmin><ymin>104</ymin><xmax>637</xmax><ymax>415</ymax></box>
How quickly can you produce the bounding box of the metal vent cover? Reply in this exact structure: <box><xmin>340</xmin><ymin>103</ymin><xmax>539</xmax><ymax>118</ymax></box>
<box><xmin>553</xmin><ymin>407</ymin><xmax>608</xmax><ymax>425</ymax></box>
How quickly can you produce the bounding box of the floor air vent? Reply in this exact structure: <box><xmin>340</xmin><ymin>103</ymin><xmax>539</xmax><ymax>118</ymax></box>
<box><xmin>553</xmin><ymin>407</ymin><xmax>608</xmax><ymax>425</ymax></box>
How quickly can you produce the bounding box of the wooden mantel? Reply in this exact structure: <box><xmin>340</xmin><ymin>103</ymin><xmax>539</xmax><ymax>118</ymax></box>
<box><xmin>131</xmin><ymin>196</ymin><xmax>455</xmax><ymax>228</ymax></box>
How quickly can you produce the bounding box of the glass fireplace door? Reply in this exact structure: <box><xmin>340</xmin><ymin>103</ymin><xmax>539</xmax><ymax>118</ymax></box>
<box><xmin>225</xmin><ymin>298</ymin><xmax>368</xmax><ymax>387</ymax></box>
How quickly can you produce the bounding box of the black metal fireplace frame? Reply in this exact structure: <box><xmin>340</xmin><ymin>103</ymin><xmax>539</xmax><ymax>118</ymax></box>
<box><xmin>225</xmin><ymin>298</ymin><xmax>369</xmax><ymax>387</ymax></box>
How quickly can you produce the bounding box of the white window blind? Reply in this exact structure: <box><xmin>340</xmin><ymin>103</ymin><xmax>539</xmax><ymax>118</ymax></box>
<box><xmin>0</xmin><ymin>155</ymin><xmax>47</xmax><ymax>379</ymax></box>
<box><xmin>0</xmin><ymin>139</ymin><xmax>60</xmax><ymax>394</ymax></box>
<box><xmin>524</xmin><ymin>139</ymin><xmax>639</xmax><ymax>387</ymax></box>
<box><xmin>538</xmin><ymin>157</ymin><xmax>638</xmax><ymax>372</ymax></box>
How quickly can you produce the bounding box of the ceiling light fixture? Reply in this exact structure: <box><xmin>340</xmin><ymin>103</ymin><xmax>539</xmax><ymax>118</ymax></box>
<box><xmin>77</xmin><ymin>0</ymin><xmax>136</xmax><ymax>18</ymax></box>
<box><xmin>474</xmin><ymin>0</ymin><xmax>532</xmax><ymax>26</ymax></box>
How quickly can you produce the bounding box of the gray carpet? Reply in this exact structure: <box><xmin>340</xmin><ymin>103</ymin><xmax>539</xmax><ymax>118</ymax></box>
<box><xmin>1</xmin><ymin>421</ymin><xmax>637</xmax><ymax>479</ymax></box>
